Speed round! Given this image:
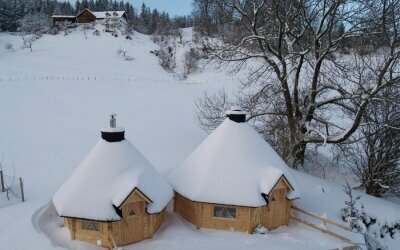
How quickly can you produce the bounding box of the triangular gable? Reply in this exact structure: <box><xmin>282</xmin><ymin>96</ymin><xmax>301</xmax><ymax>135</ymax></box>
<box><xmin>76</xmin><ymin>8</ymin><xmax>96</xmax><ymax>19</ymax></box>
<box><xmin>116</xmin><ymin>188</ymin><xmax>152</xmax><ymax>208</ymax></box>
<box><xmin>261</xmin><ymin>175</ymin><xmax>295</xmax><ymax>203</ymax></box>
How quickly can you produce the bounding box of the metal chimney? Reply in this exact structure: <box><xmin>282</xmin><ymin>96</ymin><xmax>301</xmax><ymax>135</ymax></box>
<box><xmin>110</xmin><ymin>113</ymin><xmax>117</xmax><ymax>128</ymax></box>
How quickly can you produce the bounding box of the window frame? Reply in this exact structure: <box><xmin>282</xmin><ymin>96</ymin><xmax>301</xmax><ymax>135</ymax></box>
<box><xmin>81</xmin><ymin>220</ymin><xmax>100</xmax><ymax>231</ymax></box>
<box><xmin>213</xmin><ymin>205</ymin><xmax>237</xmax><ymax>220</ymax></box>
<box><xmin>127</xmin><ymin>208</ymin><xmax>136</xmax><ymax>217</ymax></box>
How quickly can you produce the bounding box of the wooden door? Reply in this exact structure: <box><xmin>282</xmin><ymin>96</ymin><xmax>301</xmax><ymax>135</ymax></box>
<box><xmin>122</xmin><ymin>202</ymin><xmax>143</xmax><ymax>244</ymax></box>
<box><xmin>262</xmin><ymin>188</ymin><xmax>289</xmax><ymax>229</ymax></box>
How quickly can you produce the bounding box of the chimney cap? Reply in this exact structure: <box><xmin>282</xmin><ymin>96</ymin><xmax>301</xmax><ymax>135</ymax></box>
<box><xmin>226</xmin><ymin>107</ymin><xmax>247</xmax><ymax>123</ymax></box>
<box><xmin>101</xmin><ymin>113</ymin><xmax>125</xmax><ymax>142</ymax></box>
<box><xmin>226</xmin><ymin>106</ymin><xmax>247</xmax><ymax>115</ymax></box>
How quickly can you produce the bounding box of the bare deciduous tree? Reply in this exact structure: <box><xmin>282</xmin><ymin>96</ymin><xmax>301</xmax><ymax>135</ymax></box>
<box><xmin>21</xmin><ymin>35</ymin><xmax>36</xmax><ymax>52</ymax></box>
<box><xmin>348</xmin><ymin>88</ymin><xmax>400</xmax><ymax>197</ymax></box>
<box><xmin>197</xmin><ymin>0</ymin><xmax>400</xmax><ymax>167</ymax></box>
<box><xmin>183</xmin><ymin>48</ymin><xmax>200</xmax><ymax>77</ymax></box>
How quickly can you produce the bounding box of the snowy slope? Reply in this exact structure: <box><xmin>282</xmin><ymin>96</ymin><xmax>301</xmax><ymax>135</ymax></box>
<box><xmin>0</xmin><ymin>27</ymin><xmax>399</xmax><ymax>249</ymax></box>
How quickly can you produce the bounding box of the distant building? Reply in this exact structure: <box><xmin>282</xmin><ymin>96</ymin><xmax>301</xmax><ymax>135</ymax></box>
<box><xmin>52</xmin><ymin>9</ymin><xmax>127</xmax><ymax>29</ymax></box>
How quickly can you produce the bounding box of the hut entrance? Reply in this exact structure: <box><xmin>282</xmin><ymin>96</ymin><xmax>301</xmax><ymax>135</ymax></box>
<box><xmin>270</xmin><ymin>188</ymin><xmax>288</xmax><ymax>226</ymax></box>
<box><xmin>122</xmin><ymin>202</ymin><xmax>143</xmax><ymax>243</ymax></box>
<box><xmin>263</xmin><ymin>187</ymin><xmax>289</xmax><ymax>228</ymax></box>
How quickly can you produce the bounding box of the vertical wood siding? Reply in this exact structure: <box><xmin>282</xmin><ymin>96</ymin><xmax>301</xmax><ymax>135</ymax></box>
<box><xmin>174</xmin><ymin>178</ymin><xmax>293</xmax><ymax>233</ymax></box>
<box><xmin>64</xmin><ymin>190</ymin><xmax>168</xmax><ymax>247</ymax></box>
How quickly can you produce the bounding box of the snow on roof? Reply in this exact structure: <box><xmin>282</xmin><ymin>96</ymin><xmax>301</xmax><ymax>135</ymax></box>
<box><xmin>92</xmin><ymin>11</ymin><xmax>125</xmax><ymax>19</ymax></box>
<box><xmin>53</xmin><ymin>137</ymin><xmax>173</xmax><ymax>221</ymax></box>
<box><xmin>101</xmin><ymin>127</ymin><xmax>125</xmax><ymax>133</ymax></box>
<box><xmin>52</xmin><ymin>15</ymin><xmax>76</xmax><ymax>18</ymax></box>
<box><xmin>168</xmin><ymin>118</ymin><xmax>300</xmax><ymax>207</ymax></box>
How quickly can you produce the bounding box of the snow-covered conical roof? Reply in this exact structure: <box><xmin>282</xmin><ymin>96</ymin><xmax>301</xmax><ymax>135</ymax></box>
<box><xmin>168</xmin><ymin>114</ymin><xmax>300</xmax><ymax>207</ymax></box>
<box><xmin>53</xmin><ymin>122</ymin><xmax>173</xmax><ymax>221</ymax></box>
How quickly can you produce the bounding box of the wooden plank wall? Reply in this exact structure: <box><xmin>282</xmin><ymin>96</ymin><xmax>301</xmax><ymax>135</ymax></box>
<box><xmin>199</xmin><ymin>203</ymin><xmax>252</xmax><ymax>232</ymax></box>
<box><xmin>68</xmin><ymin>219</ymin><xmax>110</xmax><ymax>246</ymax></box>
<box><xmin>174</xmin><ymin>192</ymin><xmax>196</xmax><ymax>225</ymax></box>
<box><xmin>76</xmin><ymin>10</ymin><xmax>96</xmax><ymax>23</ymax></box>
<box><xmin>65</xmin><ymin>191</ymin><xmax>168</xmax><ymax>247</ymax></box>
<box><xmin>174</xmin><ymin>178</ymin><xmax>293</xmax><ymax>233</ymax></box>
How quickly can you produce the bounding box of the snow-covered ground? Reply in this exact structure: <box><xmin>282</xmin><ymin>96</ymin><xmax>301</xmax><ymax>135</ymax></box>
<box><xmin>0</xmin><ymin>27</ymin><xmax>399</xmax><ymax>249</ymax></box>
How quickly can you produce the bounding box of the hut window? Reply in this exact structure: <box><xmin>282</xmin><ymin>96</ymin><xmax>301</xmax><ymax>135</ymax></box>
<box><xmin>128</xmin><ymin>209</ymin><xmax>136</xmax><ymax>217</ymax></box>
<box><xmin>82</xmin><ymin>220</ymin><xmax>100</xmax><ymax>231</ymax></box>
<box><xmin>213</xmin><ymin>206</ymin><xmax>236</xmax><ymax>219</ymax></box>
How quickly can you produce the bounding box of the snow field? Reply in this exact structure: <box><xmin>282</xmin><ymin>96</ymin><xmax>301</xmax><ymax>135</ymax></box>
<box><xmin>0</xmin><ymin>27</ymin><xmax>399</xmax><ymax>249</ymax></box>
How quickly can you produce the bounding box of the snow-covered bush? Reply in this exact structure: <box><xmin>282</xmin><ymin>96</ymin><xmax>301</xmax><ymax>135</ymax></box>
<box><xmin>5</xmin><ymin>43</ymin><xmax>14</xmax><ymax>52</ymax></box>
<box><xmin>117</xmin><ymin>48</ymin><xmax>127</xmax><ymax>57</ymax></box>
<box><xmin>21</xmin><ymin>35</ymin><xmax>38</xmax><ymax>52</ymax></box>
<box><xmin>116</xmin><ymin>48</ymin><xmax>134</xmax><ymax>61</ymax></box>
<box><xmin>112</xmin><ymin>30</ymin><xmax>118</xmax><ymax>37</ymax></box>
<box><xmin>93</xmin><ymin>30</ymin><xmax>101</xmax><ymax>36</ymax></box>
<box><xmin>183</xmin><ymin>48</ymin><xmax>200</xmax><ymax>78</ymax></box>
<box><xmin>341</xmin><ymin>182</ymin><xmax>363</xmax><ymax>231</ymax></box>
<box><xmin>158</xmin><ymin>46</ymin><xmax>176</xmax><ymax>72</ymax></box>
<box><xmin>253</xmin><ymin>224</ymin><xmax>268</xmax><ymax>234</ymax></box>
<box><xmin>341</xmin><ymin>183</ymin><xmax>400</xmax><ymax>249</ymax></box>
<box><xmin>49</xmin><ymin>27</ymin><xmax>59</xmax><ymax>35</ymax></box>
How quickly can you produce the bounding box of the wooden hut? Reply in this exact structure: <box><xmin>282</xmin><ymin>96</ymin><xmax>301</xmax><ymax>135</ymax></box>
<box><xmin>168</xmin><ymin>108</ymin><xmax>300</xmax><ymax>233</ymax></box>
<box><xmin>53</xmin><ymin>115</ymin><xmax>173</xmax><ymax>248</ymax></box>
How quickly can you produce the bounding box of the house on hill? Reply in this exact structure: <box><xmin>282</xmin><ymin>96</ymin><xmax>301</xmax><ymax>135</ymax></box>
<box><xmin>168</xmin><ymin>108</ymin><xmax>300</xmax><ymax>233</ymax></box>
<box><xmin>53</xmin><ymin>114</ymin><xmax>173</xmax><ymax>248</ymax></box>
<box><xmin>53</xmin><ymin>9</ymin><xmax>127</xmax><ymax>29</ymax></box>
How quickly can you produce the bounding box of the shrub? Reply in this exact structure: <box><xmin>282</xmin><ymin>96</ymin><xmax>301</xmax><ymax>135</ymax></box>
<box><xmin>5</xmin><ymin>43</ymin><xmax>13</xmax><ymax>51</ymax></box>
<box><xmin>159</xmin><ymin>47</ymin><xmax>175</xmax><ymax>72</ymax></box>
<box><xmin>183</xmin><ymin>48</ymin><xmax>200</xmax><ymax>77</ymax></box>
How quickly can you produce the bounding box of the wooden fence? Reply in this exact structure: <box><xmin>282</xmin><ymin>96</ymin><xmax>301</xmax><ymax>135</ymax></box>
<box><xmin>0</xmin><ymin>170</ymin><xmax>25</xmax><ymax>202</ymax></box>
<box><xmin>291</xmin><ymin>205</ymin><xmax>359</xmax><ymax>249</ymax></box>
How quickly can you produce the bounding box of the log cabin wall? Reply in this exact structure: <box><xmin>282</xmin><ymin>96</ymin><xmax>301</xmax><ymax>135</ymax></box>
<box><xmin>173</xmin><ymin>177</ymin><xmax>293</xmax><ymax>233</ymax></box>
<box><xmin>174</xmin><ymin>192</ymin><xmax>196</xmax><ymax>225</ymax></box>
<box><xmin>64</xmin><ymin>218</ymin><xmax>110</xmax><ymax>247</ymax></box>
<box><xmin>64</xmin><ymin>190</ymin><xmax>168</xmax><ymax>247</ymax></box>
<box><xmin>197</xmin><ymin>203</ymin><xmax>252</xmax><ymax>232</ymax></box>
<box><xmin>152</xmin><ymin>208</ymin><xmax>167</xmax><ymax>234</ymax></box>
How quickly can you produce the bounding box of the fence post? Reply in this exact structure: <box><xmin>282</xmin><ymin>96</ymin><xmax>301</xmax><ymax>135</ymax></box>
<box><xmin>0</xmin><ymin>170</ymin><xmax>4</xmax><ymax>192</ymax></box>
<box><xmin>19</xmin><ymin>177</ymin><xmax>25</xmax><ymax>202</ymax></box>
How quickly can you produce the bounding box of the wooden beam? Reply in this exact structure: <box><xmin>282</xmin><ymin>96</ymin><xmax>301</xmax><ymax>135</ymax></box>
<box><xmin>292</xmin><ymin>205</ymin><xmax>352</xmax><ymax>231</ymax></box>
<box><xmin>19</xmin><ymin>177</ymin><xmax>25</xmax><ymax>202</ymax></box>
<box><xmin>291</xmin><ymin>216</ymin><xmax>351</xmax><ymax>242</ymax></box>
<box><xmin>108</xmin><ymin>229</ymin><xmax>117</xmax><ymax>250</ymax></box>
<box><xmin>0</xmin><ymin>170</ymin><xmax>4</xmax><ymax>192</ymax></box>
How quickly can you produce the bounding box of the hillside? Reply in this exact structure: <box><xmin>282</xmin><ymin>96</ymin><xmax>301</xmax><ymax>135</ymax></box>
<box><xmin>0</xmin><ymin>27</ymin><xmax>399</xmax><ymax>249</ymax></box>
